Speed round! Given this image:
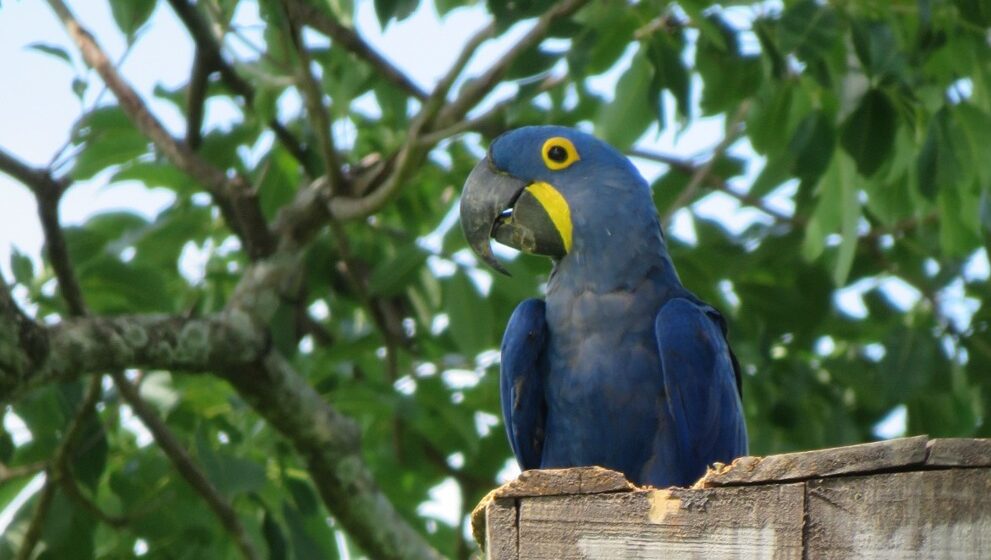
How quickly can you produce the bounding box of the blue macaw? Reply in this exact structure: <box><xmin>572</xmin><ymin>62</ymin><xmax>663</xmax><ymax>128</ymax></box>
<box><xmin>459</xmin><ymin>126</ymin><xmax>747</xmax><ymax>488</ymax></box>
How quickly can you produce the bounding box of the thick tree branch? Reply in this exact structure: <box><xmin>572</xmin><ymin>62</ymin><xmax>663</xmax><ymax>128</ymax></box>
<box><xmin>228</xmin><ymin>353</ymin><xmax>443</xmax><ymax>560</ymax></box>
<box><xmin>0</xmin><ymin>311</ymin><xmax>267</xmax><ymax>401</ymax></box>
<box><xmin>0</xmin><ymin>147</ymin><xmax>67</xmax><ymax>197</ymax></box>
<box><xmin>283</xmin><ymin>0</ymin><xmax>429</xmax><ymax>100</ymax></box>
<box><xmin>112</xmin><ymin>371</ymin><xmax>261</xmax><ymax>560</ymax></box>
<box><xmin>45</xmin><ymin>0</ymin><xmax>276</xmax><ymax>259</ymax></box>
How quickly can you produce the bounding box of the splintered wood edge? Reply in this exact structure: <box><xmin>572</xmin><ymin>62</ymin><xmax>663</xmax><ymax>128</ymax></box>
<box><xmin>471</xmin><ymin>466</ymin><xmax>635</xmax><ymax>548</ymax></box>
<box><xmin>696</xmin><ymin>435</ymin><xmax>932</xmax><ymax>488</ymax></box>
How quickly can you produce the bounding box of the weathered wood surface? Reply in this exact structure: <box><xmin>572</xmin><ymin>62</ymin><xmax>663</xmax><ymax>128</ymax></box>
<box><xmin>697</xmin><ymin>435</ymin><xmax>929</xmax><ymax>487</ymax></box>
<box><xmin>517</xmin><ymin>484</ymin><xmax>805</xmax><ymax>560</ymax></box>
<box><xmin>925</xmin><ymin>438</ymin><xmax>991</xmax><ymax>467</ymax></box>
<box><xmin>484</xmin><ymin>498</ymin><xmax>518</xmax><ymax>560</ymax></box>
<box><xmin>471</xmin><ymin>466</ymin><xmax>634</xmax><ymax>546</ymax></box>
<box><xmin>476</xmin><ymin>437</ymin><xmax>991</xmax><ymax>559</ymax></box>
<box><xmin>806</xmin><ymin>468</ymin><xmax>991</xmax><ymax>559</ymax></box>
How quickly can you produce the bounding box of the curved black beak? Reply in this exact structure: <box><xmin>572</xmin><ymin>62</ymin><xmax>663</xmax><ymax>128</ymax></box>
<box><xmin>460</xmin><ymin>156</ymin><xmax>570</xmax><ymax>275</ymax></box>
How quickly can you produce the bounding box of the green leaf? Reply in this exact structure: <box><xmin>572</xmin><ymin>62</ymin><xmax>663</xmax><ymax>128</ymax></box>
<box><xmin>595</xmin><ymin>49</ymin><xmax>652</xmax><ymax>150</ymax></box>
<box><xmin>840</xmin><ymin>89</ymin><xmax>897</xmax><ymax>177</ymax></box>
<box><xmin>695</xmin><ymin>14</ymin><xmax>761</xmax><ymax>116</ymax></box>
<box><xmin>263</xmin><ymin>508</ymin><xmax>289</xmax><ymax>560</ymax></box>
<box><xmin>953</xmin><ymin>0</ymin><xmax>991</xmax><ymax>26</ymax></box>
<box><xmin>368</xmin><ymin>246</ymin><xmax>428</xmax><ymax>297</ymax></box>
<box><xmin>195</xmin><ymin>428</ymin><xmax>267</xmax><ymax>499</ymax></box>
<box><xmin>645</xmin><ymin>31</ymin><xmax>690</xmax><ymax>124</ymax></box>
<box><xmin>283</xmin><ymin>503</ymin><xmax>339</xmax><ymax>560</ymax></box>
<box><xmin>10</xmin><ymin>249</ymin><xmax>33</xmax><ymax>285</ymax></box>
<box><xmin>748</xmin><ymin>85</ymin><xmax>794</xmax><ymax>155</ymax></box>
<box><xmin>790</xmin><ymin>111</ymin><xmax>836</xmax><ymax>184</ymax></box>
<box><xmin>939</xmin><ymin>180</ymin><xmax>983</xmax><ymax>256</ymax></box>
<box><xmin>71</xmin><ymin>106</ymin><xmax>149</xmax><ymax>180</ymax></box>
<box><xmin>777</xmin><ymin>0</ymin><xmax>841</xmax><ymax>61</ymax></box>
<box><xmin>444</xmin><ymin>271</ymin><xmax>494</xmax><ymax>356</ymax></box>
<box><xmin>26</xmin><ymin>42</ymin><xmax>72</xmax><ymax>65</ymax></box>
<box><xmin>917</xmin><ymin>108</ymin><xmax>971</xmax><ymax>200</ymax></box>
<box><xmin>850</xmin><ymin>20</ymin><xmax>907</xmax><ymax>83</ymax></box>
<box><xmin>802</xmin><ymin>152</ymin><xmax>860</xmax><ymax>287</ymax></box>
<box><xmin>374</xmin><ymin>0</ymin><xmax>418</xmax><ymax>26</ymax></box>
<box><xmin>109</xmin><ymin>0</ymin><xmax>157</xmax><ymax>40</ymax></box>
<box><xmin>955</xmin><ymin>103</ymin><xmax>991</xmax><ymax>188</ymax></box>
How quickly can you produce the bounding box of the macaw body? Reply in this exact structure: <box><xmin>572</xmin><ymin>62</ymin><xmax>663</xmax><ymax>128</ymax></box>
<box><xmin>461</xmin><ymin>126</ymin><xmax>747</xmax><ymax>488</ymax></box>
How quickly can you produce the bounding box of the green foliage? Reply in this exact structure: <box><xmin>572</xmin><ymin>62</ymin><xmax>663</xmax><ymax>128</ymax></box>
<box><xmin>3</xmin><ymin>0</ymin><xmax>991</xmax><ymax>559</ymax></box>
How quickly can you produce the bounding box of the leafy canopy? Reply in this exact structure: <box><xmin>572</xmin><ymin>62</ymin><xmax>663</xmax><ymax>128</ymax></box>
<box><xmin>2</xmin><ymin>0</ymin><xmax>990</xmax><ymax>559</ymax></box>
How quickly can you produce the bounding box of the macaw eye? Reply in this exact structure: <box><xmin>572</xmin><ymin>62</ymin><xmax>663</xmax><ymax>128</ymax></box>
<box><xmin>541</xmin><ymin>137</ymin><xmax>580</xmax><ymax>170</ymax></box>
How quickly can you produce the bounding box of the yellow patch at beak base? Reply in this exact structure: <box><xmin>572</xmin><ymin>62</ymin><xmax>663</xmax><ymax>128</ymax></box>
<box><xmin>524</xmin><ymin>182</ymin><xmax>572</xmax><ymax>253</ymax></box>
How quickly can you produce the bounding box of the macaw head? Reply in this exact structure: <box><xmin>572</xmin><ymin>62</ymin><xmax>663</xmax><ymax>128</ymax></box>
<box><xmin>460</xmin><ymin>126</ymin><xmax>656</xmax><ymax>274</ymax></box>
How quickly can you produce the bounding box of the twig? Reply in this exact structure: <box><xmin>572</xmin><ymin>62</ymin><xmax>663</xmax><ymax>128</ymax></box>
<box><xmin>417</xmin><ymin>73</ymin><xmax>567</xmax><ymax>146</ymax></box>
<box><xmin>282</xmin><ymin>0</ymin><xmax>428</xmax><ymax>100</ymax></box>
<box><xmin>284</xmin><ymin>5</ymin><xmax>344</xmax><ymax>192</ymax></box>
<box><xmin>662</xmin><ymin>100</ymin><xmax>750</xmax><ymax>225</ymax></box>
<box><xmin>632</xmin><ymin>147</ymin><xmax>798</xmax><ymax>225</ymax></box>
<box><xmin>421</xmin><ymin>23</ymin><xmax>496</xmax><ymax>127</ymax></box>
<box><xmin>16</xmin><ymin>374</ymin><xmax>104</xmax><ymax>560</ymax></box>
<box><xmin>186</xmin><ymin>48</ymin><xmax>209</xmax><ymax>150</ymax></box>
<box><xmin>112</xmin><ymin>371</ymin><xmax>262</xmax><ymax>560</ymax></box>
<box><xmin>165</xmin><ymin>0</ymin><xmax>313</xmax><ymax>173</ymax></box>
<box><xmin>45</xmin><ymin>0</ymin><xmax>276</xmax><ymax>259</ymax></box>
<box><xmin>437</xmin><ymin>0</ymin><xmax>588</xmax><ymax>125</ymax></box>
<box><xmin>0</xmin><ymin>461</ymin><xmax>46</xmax><ymax>483</ymax></box>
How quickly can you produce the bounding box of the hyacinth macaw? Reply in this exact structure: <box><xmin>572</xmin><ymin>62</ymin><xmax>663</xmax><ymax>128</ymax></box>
<box><xmin>459</xmin><ymin>126</ymin><xmax>747</xmax><ymax>488</ymax></box>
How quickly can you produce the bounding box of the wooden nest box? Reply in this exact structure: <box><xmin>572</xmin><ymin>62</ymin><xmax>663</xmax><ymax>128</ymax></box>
<box><xmin>471</xmin><ymin>436</ymin><xmax>991</xmax><ymax>559</ymax></box>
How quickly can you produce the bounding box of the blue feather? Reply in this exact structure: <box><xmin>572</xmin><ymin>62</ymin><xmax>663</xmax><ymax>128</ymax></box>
<box><xmin>499</xmin><ymin>298</ymin><xmax>547</xmax><ymax>470</ymax></box>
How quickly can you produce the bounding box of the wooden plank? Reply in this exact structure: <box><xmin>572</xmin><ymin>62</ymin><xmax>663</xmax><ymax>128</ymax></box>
<box><xmin>805</xmin><ymin>468</ymin><xmax>991</xmax><ymax>559</ymax></box>
<box><xmin>471</xmin><ymin>466</ymin><xmax>633</xmax><ymax>549</ymax></box>
<box><xmin>489</xmin><ymin>466</ymin><xmax>634</xmax><ymax>498</ymax></box>
<box><xmin>698</xmin><ymin>435</ymin><xmax>929</xmax><ymax>487</ymax></box>
<box><xmin>926</xmin><ymin>438</ymin><xmax>991</xmax><ymax>467</ymax></box>
<box><xmin>485</xmin><ymin>498</ymin><xmax>518</xmax><ymax>560</ymax></box>
<box><xmin>516</xmin><ymin>483</ymin><xmax>805</xmax><ymax>559</ymax></box>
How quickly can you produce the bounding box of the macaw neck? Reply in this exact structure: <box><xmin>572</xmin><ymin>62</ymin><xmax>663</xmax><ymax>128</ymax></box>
<box><xmin>548</xmin><ymin>205</ymin><xmax>682</xmax><ymax>293</ymax></box>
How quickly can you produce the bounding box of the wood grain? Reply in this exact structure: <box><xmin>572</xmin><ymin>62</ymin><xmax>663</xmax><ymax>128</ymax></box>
<box><xmin>926</xmin><ymin>438</ymin><xmax>991</xmax><ymax>467</ymax></box>
<box><xmin>805</xmin><ymin>468</ymin><xmax>991</xmax><ymax>559</ymax></box>
<box><xmin>516</xmin><ymin>483</ymin><xmax>805</xmax><ymax>559</ymax></box>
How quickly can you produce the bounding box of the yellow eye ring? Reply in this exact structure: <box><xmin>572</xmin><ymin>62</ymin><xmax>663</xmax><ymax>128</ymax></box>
<box><xmin>541</xmin><ymin>137</ymin><xmax>580</xmax><ymax>170</ymax></box>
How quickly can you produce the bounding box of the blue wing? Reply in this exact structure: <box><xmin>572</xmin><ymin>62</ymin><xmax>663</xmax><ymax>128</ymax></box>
<box><xmin>654</xmin><ymin>297</ymin><xmax>747</xmax><ymax>485</ymax></box>
<box><xmin>500</xmin><ymin>298</ymin><xmax>548</xmax><ymax>470</ymax></box>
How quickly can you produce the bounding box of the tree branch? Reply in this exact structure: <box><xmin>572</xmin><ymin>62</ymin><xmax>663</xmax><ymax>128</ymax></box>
<box><xmin>662</xmin><ymin>100</ymin><xmax>750</xmax><ymax>225</ymax></box>
<box><xmin>165</xmin><ymin>0</ymin><xmax>314</xmax><ymax>174</ymax></box>
<box><xmin>228</xmin><ymin>353</ymin><xmax>443</xmax><ymax>560</ymax></box>
<box><xmin>45</xmin><ymin>0</ymin><xmax>276</xmax><ymax>259</ymax></box>
<box><xmin>282</xmin><ymin>0</ymin><xmax>429</xmax><ymax>100</ymax></box>
<box><xmin>16</xmin><ymin>374</ymin><xmax>104</xmax><ymax>560</ymax></box>
<box><xmin>284</xmin><ymin>5</ymin><xmax>345</xmax><ymax>192</ymax></box>
<box><xmin>112</xmin><ymin>371</ymin><xmax>261</xmax><ymax>560</ymax></box>
<box><xmin>436</xmin><ymin>0</ymin><xmax>588</xmax><ymax>126</ymax></box>
<box><xmin>0</xmin><ymin>147</ymin><xmax>67</xmax><ymax>197</ymax></box>
<box><xmin>630</xmin><ymin>147</ymin><xmax>799</xmax><ymax>226</ymax></box>
<box><xmin>0</xmin><ymin>311</ymin><xmax>268</xmax><ymax>401</ymax></box>
<box><xmin>185</xmin><ymin>48</ymin><xmax>210</xmax><ymax>150</ymax></box>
